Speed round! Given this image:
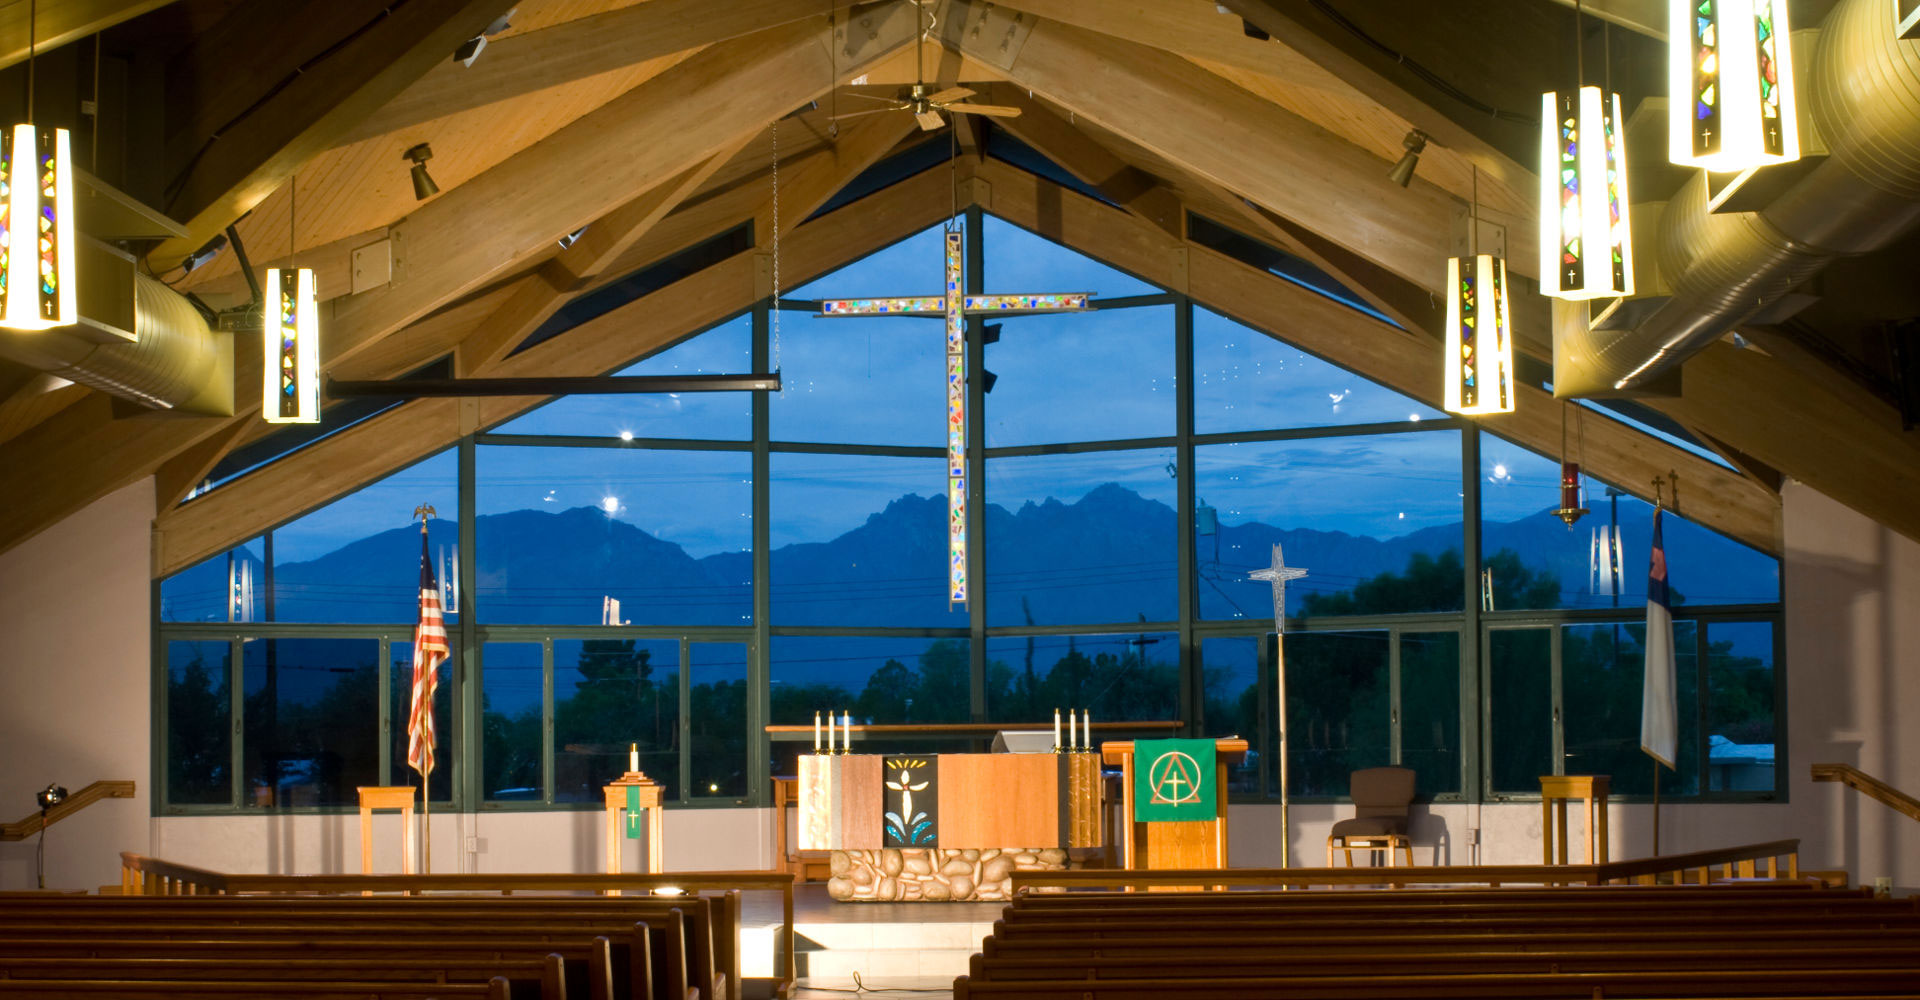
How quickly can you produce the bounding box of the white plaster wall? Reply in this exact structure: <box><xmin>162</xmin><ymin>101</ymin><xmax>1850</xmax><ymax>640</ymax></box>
<box><xmin>0</xmin><ymin>479</ymin><xmax>155</xmax><ymax>891</ymax></box>
<box><xmin>1781</xmin><ymin>480</ymin><xmax>1920</xmax><ymax>888</ymax></box>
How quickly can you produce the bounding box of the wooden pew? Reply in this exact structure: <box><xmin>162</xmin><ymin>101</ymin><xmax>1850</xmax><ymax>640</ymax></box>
<box><xmin>0</xmin><ymin>954</ymin><xmax>565</xmax><ymax>998</ymax></box>
<box><xmin>0</xmin><ymin>979</ymin><xmax>514</xmax><ymax>999</ymax></box>
<box><xmin>0</xmin><ymin>898</ymin><xmax>725</xmax><ymax>1000</ymax></box>
<box><xmin>981</xmin><ymin>924</ymin><xmax>1920</xmax><ymax>959</ymax></box>
<box><xmin>948</xmin><ymin>974</ymin><xmax>1920</xmax><ymax>999</ymax></box>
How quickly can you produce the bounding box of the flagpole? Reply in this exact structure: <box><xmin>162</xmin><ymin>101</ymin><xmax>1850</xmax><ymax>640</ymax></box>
<box><xmin>1276</xmin><ymin>630</ymin><xmax>1289</xmax><ymax>870</ymax></box>
<box><xmin>1650</xmin><ymin>757</ymin><xmax>1660</xmax><ymax>857</ymax></box>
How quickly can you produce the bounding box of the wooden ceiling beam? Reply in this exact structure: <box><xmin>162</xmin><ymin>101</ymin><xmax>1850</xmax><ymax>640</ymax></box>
<box><xmin>151</xmin><ymin>0</ymin><xmax>518</xmax><ymax>273</ymax></box>
<box><xmin>5</xmin><ymin>14</ymin><xmax>923</xmax><ymax>559</ymax></box>
<box><xmin>981</xmin><ymin>86</ymin><xmax>1184</xmax><ymax>241</ymax></box>
<box><xmin>993</xmin><ymin>0</ymin><xmax>1344</xmax><ymax>90</ymax></box>
<box><xmin>0</xmin><ymin>0</ymin><xmax>174</xmax><ymax>70</ymax></box>
<box><xmin>1219</xmin><ymin>0</ymin><xmax>1540</xmax><ymax>205</ymax></box>
<box><xmin>453</xmin><ymin>140</ymin><xmax>749</xmax><ymax>376</ymax></box>
<box><xmin>153</xmin><ymin>162</ymin><xmax>956</xmax><ymax>577</ymax></box>
<box><xmin>971</xmin><ymin>157</ymin><xmax>1781</xmax><ymax>554</ymax></box>
<box><xmin>975</xmin><ymin>16</ymin><xmax>1513</xmax><ymax>291</ymax></box>
<box><xmin>337</xmin><ymin>0</ymin><xmax>841</xmax><ymax>146</ymax></box>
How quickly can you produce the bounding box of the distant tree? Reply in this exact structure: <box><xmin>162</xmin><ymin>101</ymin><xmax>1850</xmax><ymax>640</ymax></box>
<box><xmin>857</xmin><ymin>659</ymin><xmax>917</xmax><ymax>721</ymax></box>
<box><xmin>910</xmin><ymin>640</ymin><xmax>971</xmax><ymax>722</ymax></box>
<box><xmin>1302</xmin><ymin>548</ymin><xmax>1559</xmax><ymax>616</ymax></box>
<box><xmin>167</xmin><ymin>651</ymin><xmax>230</xmax><ymax>803</ymax></box>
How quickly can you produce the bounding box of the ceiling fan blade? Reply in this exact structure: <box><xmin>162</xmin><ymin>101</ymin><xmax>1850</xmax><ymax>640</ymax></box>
<box><xmin>946</xmin><ymin>102</ymin><xmax>1022</xmax><ymax>119</ymax></box>
<box><xmin>915</xmin><ymin>108</ymin><xmax>947</xmax><ymax>131</ymax></box>
<box><xmin>925</xmin><ymin>86</ymin><xmax>975</xmax><ymax>104</ymax></box>
<box><xmin>829</xmin><ymin>109</ymin><xmax>900</xmax><ymax>121</ymax></box>
<box><xmin>843</xmin><ymin>92</ymin><xmax>906</xmax><ymax>104</ymax></box>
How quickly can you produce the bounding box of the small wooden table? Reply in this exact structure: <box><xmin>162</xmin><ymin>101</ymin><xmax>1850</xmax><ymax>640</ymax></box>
<box><xmin>1540</xmin><ymin>774</ymin><xmax>1610</xmax><ymax>864</ymax></box>
<box><xmin>603</xmin><ymin>772</ymin><xmax>664</xmax><ymax>878</ymax></box>
<box><xmin>355</xmin><ymin>786</ymin><xmax>416</xmax><ymax>875</ymax></box>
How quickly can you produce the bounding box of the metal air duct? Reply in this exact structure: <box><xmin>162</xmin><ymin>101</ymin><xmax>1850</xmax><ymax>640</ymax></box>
<box><xmin>0</xmin><ymin>240</ymin><xmax>232</xmax><ymax>415</ymax></box>
<box><xmin>1557</xmin><ymin>0</ymin><xmax>1920</xmax><ymax>395</ymax></box>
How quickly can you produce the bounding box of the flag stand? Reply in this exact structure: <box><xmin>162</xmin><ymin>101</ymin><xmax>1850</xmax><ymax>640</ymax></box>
<box><xmin>1650</xmin><ymin>757</ymin><xmax>1660</xmax><ymax>858</ymax></box>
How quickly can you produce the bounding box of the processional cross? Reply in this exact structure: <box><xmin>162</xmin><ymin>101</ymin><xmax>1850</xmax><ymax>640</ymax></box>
<box><xmin>817</xmin><ymin>228</ymin><xmax>1092</xmax><ymax>605</ymax></box>
<box><xmin>1249</xmin><ymin>543</ymin><xmax>1308</xmax><ymax>867</ymax></box>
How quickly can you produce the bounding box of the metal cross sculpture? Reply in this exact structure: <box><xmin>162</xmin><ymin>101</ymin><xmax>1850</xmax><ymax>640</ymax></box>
<box><xmin>1248</xmin><ymin>542</ymin><xmax>1307</xmax><ymax>866</ymax></box>
<box><xmin>817</xmin><ymin>229</ymin><xmax>1092</xmax><ymax>606</ymax></box>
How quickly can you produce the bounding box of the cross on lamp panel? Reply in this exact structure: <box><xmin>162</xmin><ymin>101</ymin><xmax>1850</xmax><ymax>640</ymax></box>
<box><xmin>816</xmin><ymin>230</ymin><xmax>1092</xmax><ymax>605</ymax></box>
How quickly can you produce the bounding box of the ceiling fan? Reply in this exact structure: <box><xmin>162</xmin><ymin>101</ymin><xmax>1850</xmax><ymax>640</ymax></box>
<box><xmin>834</xmin><ymin>0</ymin><xmax>1021</xmax><ymax>132</ymax></box>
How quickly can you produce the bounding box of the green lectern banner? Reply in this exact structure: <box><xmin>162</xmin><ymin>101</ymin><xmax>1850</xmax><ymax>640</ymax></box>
<box><xmin>1133</xmin><ymin>738</ymin><xmax>1217</xmax><ymax>822</ymax></box>
<box><xmin>625</xmin><ymin>784</ymin><xmax>642</xmax><ymax>839</ymax></box>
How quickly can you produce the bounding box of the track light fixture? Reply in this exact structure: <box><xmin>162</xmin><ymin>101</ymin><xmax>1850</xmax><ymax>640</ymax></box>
<box><xmin>405</xmin><ymin>143</ymin><xmax>440</xmax><ymax>201</ymax></box>
<box><xmin>1387</xmin><ymin>129</ymin><xmax>1429</xmax><ymax>187</ymax></box>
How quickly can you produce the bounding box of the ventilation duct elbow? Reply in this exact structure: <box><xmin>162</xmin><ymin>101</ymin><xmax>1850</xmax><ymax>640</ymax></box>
<box><xmin>1559</xmin><ymin>0</ymin><xmax>1920</xmax><ymax>395</ymax></box>
<box><xmin>0</xmin><ymin>239</ymin><xmax>232</xmax><ymax>416</ymax></box>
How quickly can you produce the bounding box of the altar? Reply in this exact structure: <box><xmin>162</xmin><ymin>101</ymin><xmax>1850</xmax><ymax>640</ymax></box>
<box><xmin>796</xmin><ymin>750</ymin><xmax>1102</xmax><ymax>901</ymax></box>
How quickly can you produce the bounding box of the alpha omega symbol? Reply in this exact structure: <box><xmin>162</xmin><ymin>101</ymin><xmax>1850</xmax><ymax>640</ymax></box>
<box><xmin>1147</xmin><ymin>750</ymin><xmax>1204</xmax><ymax>805</ymax></box>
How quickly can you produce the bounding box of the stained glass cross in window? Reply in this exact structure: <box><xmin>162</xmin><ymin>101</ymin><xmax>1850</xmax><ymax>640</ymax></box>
<box><xmin>816</xmin><ymin>228</ymin><xmax>1093</xmax><ymax>606</ymax></box>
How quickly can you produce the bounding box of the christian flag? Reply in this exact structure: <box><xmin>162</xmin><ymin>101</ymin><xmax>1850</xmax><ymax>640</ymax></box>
<box><xmin>407</xmin><ymin>529</ymin><xmax>448</xmax><ymax>778</ymax></box>
<box><xmin>1640</xmin><ymin>507</ymin><xmax>1678</xmax><ymax>769</ymax></box>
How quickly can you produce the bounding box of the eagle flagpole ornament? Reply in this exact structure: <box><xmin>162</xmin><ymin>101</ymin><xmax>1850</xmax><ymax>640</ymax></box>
<box><xmin>1249</xmin><ymin>543</ymin><xmax>1307</xmax><ymax>868</ymax></box>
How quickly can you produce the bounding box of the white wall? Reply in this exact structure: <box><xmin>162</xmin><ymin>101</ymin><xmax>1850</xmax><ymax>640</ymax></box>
<box><xmin>1779</xmin><ymin>479</ymin><xmax>1920</xmax><ymax>888</ymax></box>
<box><xmin>4</xmin><ymin>477</ymin><xmax>1917</xmax><ymax>889</ymax></box>
<box><xmin>0</xmin><ymin>478</ymin><xmax>155</xmax><ymax>891</ymax></box>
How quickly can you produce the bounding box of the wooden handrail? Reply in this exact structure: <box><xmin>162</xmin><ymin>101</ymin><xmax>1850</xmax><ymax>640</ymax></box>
<box><xmin>118</xmin><ymin>853</ymin><xmax>797</xmax><ymax>991</ymax></box>
<box><xmin>0</xmin><ymin>780</ymin><xmax>135</xmax><ymax>841</ymax></box>
<box><xmin>1011</xmin><ymin>839</ymin><xmax>1802</xmax><ymax>891</ymax></box>
<box><xmin>1813</xmin><ymin>763</ymin><xmax>1920</xmax><ymax>824</ymax></box>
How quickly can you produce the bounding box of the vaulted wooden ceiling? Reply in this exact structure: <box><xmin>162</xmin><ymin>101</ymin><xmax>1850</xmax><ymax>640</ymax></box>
<box><xmin>0</xmin><ymin>0</ymin><xmax>1915</xmax><ymax>571</ymax></box>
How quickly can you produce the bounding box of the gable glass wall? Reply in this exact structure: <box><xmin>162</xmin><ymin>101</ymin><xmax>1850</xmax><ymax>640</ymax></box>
<box><xmin>156</xmin><ymin>212</ymin><xmax>1784</xmax><ymax>814</ymax></box>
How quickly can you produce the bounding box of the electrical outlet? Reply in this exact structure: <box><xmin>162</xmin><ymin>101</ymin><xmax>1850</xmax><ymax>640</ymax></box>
<box><xmin>1874</xmin><ymin>876</ymin><xmax>1893</xmax><ymax>897</ymax></box>
<box><xmin>1468</xmin><ymin>827</ymin><xmax>1480</xmax><ymax>846</ymax></box>
<box><xmin>465</xmin><ymin>836</ymin><xmax>484</xmax><ymax>854</ymax></box>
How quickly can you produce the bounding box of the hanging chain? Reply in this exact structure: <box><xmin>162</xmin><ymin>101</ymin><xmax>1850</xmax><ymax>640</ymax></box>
<box><xmin>760</xmin><ymin>118</ymin><xmax>768</xmax><ymax>374</ymax></box>
<box><xmin>827</xmin><ymin>2</ymin><xmax>838</xmax><ymax>139</ymax></box>
<box><xmin>770</xmin><ymin>119</ymin><xmax>781</xmax><ymax>376</ymax></box>
<box><xmin>26</xmin><ymin>0</ymin><xmax>36</xmax><ymax>124</ymax></box>
<box><xmin>1469</xmin><ymin>163</ymin><xmax>1478</xmax><ymax>257</ymax></box>
<box><xmin>289</xmin><ymin>172</ymin><xmax>297</xmax><ymax>271</ymax></box>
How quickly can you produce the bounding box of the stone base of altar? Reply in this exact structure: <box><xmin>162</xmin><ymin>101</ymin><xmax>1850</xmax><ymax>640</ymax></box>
<box><xmin>827</xmin><ymin>847</ymin><xmax>1069</xmax><ymax>901</ymax></box>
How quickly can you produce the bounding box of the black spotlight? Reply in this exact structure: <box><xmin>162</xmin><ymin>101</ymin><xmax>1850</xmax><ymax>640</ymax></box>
<box><xmin>405</xmin><ymin>144</ymin><xmax>440</xmax><ymax>201</ymax></box>
<box><xmin>36</xmin><ymin>784</ymin><xmax>67</xmax><ymax>811</ymax></box>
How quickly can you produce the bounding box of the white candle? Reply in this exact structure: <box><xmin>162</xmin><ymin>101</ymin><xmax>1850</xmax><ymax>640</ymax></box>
<box><xmin>1082</xmin><ymin>710</ymin><xmax>1091</xmax><ymax>751</ymax></box>
<box><xmin>629</xmin><ymin>742</ymin><xmax>638</xmax><ymax>772</ymax></box>
<box><xmin>1054</xmin><ymin>708</ymin><xmax>1062</xmax><ymax>748</ymax></box>
<box><xmin>1068</xmin><ymin>708</ymin><xmax>1077</xmax><ymax>749</ymax></box>
<box><xmin>828</xmin><ymin>711</ymin><xmax>837</xmax><ymax>753</ymax></box>
<box><xmin>843</xmin><ymin>712</ymin><xmax>852</xmax><ymax>752</ymax></box>
<box><xmin>814</xmin><ymin>712</ymin><xmax>822</xmax><ymax>752</ymax></box>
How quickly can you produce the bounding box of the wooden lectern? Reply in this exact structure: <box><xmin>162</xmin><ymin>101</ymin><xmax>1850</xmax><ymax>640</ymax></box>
<box><xmin>356</xmin><ymin>786</ymin><xmax>417</xmax><ymax>875</ymax></box>
<box><xmin>603</xmin><ymin>771</ymin><xmax>664</xmax><ymax>879</ymax></box>
<box><xmin>1102</xmin><ymin>739</ymin><xmax>1248</xmax><ymax>869</ymax></box>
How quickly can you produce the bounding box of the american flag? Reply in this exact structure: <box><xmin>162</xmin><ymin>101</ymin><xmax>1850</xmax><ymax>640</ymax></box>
<box><xmin>408</xmin><ymin>528</ymin><xmax>448</xmax><ymax>778</ymax></box>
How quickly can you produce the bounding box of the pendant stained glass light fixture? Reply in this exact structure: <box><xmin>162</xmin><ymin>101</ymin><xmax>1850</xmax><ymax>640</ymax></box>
<box><xmin>1444</xmin><ymin>165</ymin><xmax>1515</xmax><ymax>415</ymax></box>
<box><xmin>262</xmin><ymin>175</ymin><xmax>319</xmax><ymax>423</ymax></box>
<box><xmin>1669</xmin><ymin>0</ymin><xmax>1797</xmax><ymax>171</ymax></box>
<box><xmin>2</xmin><ymin>0</ymin><xmax>76</xmax><ymax>331</ymax></box>
<box><xmin>1540</xmin><ymin>4</ymin><xmax>1634</xmax><ymax>301</ymax></box>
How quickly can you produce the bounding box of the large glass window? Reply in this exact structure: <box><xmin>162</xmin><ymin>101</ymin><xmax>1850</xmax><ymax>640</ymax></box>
<box><xmin>272</xmin><ymin>452</ymin><xmax>459</xmax><ymax>625</ymax></box>
<box><xmin>476</xmin><ymin>446</ymin><xmax>751</xmax><ymax>626</ymax></box>
<box><xmin>167</xmin><ymin>640</ymin><xmax>233</xmax><ymax>806</ymax></box>
<box><xmin>1196</xmin><ymin>431</ymin><xmax>1463</xmax><ymax>619</ymax></box>
<box><xmin>770</xmin><ymin>454</ymin><xmax>965</xmax><ymax>628</ymax></box>
<box><xmin>1400</xmin><ymin>631</ymin><xmax>1461</xmax><ymax>796</ymax></box>
<box><xmin>983</xmin><ymin>632</ymin><xmax>1180</xmax><ymax>726</ymax></box>
<box><xmin>1194</xmin><ymin>308</ymin><xmax>1442</xmax><ymax>434</ymax></box>
<box><xmin>1285</xmin><ymin>631</ymin><xmax>1390</xmax><ymax>798</ymax></box>
<box><xmin>1488</xmin><ymin>627</ymin><xmax>1553</xmax><ymax>796</ymax></box>
<box><xmin>481</xmin><ymin>641</ymin><xmax>544</xmax><ymax>802</ymax></box>
<box><xmin>553</xmin><ymin>638</ymin><xmax>681</xmax><ymax>803</ymax></box>
<box><xmin>985</xmin><ymin>451</ymin><xmax>1178</xmax><ymax>627</ymax></box>
<box><xmin>491</xmin><ymin>315</ymin><xmax>753</xmax><ymax>440</ymax></box>
<box><xmin>1561</xmin><ymin>621</ymin><xmax>1698</xmax><ymax>795</ymax></box>
<box><xmin>241</xmin><ymin>638</ymin><xmax>380</xmax><ymax>808</ymax></box>
<box><xmin>1479</xmin><ymin>440</ymin><xmax>1779</xmax><ymax>610</ymax></box>
<box><xmin>984</xmin><ymin>306</ymin><xmax>1174</xmax><ymax>448</ymax></box>
<box><xmin>156</xmin><ymin>204</ymin><xmax>1787</xmax><ymax>815</ymax></box>
<box><xmin>1707</xmin><ymin>621</ymin><xmax>1776</xmax><ymax>792</ymax></box>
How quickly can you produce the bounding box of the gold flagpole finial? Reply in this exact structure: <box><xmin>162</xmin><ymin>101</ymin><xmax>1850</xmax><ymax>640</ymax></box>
<box><xmin>1651</xmin><ymin>476</ymin><xmax>1665</xmax><ymax>511</ymax></box>
<box><xmin>414</xmin><ymin>504</ymin><xmax>436</xmax><ymax>532</ymax></box>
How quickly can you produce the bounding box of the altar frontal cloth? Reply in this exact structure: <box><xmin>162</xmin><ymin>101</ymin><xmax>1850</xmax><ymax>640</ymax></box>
<box><xmin>1134</xmin><ymin>739</ymin><xmax>1217</xmax><ymax>822</ymax></box>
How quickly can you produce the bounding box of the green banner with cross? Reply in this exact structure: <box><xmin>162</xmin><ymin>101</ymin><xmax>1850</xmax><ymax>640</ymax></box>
<box><xmin>1132</xmin><ymin>738</ymin><xmax>1217</xmax><ymax>822</ymax></box>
